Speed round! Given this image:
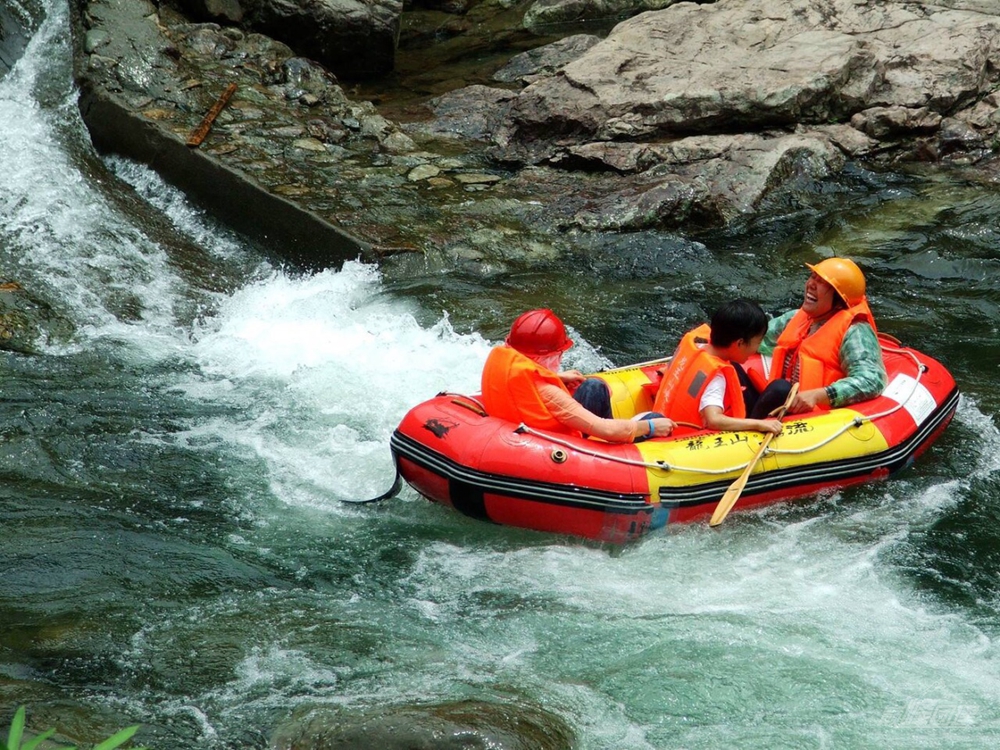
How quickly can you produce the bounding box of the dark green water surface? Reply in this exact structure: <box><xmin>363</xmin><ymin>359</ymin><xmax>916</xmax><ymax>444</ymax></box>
<box><xmin>2</xmin><ymin>0</ymin><xmax>1000</xmax><ymax>748</ymax></box>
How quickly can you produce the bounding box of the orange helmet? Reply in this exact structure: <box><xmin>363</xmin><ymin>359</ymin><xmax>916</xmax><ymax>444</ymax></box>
<box><xmin>506</xmin><ymin>309</ymin><xmax>573</xmax><ymax>355</ymax></box>
<box><xmin>806</xmin><ymin>257</ymin><xmax>866</xmax><ymax>306</ymax></box>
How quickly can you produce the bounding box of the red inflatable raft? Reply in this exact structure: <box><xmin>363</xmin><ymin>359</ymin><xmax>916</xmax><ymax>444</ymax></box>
<box><xmin>390</xmin><ymin>334</ymin><xmax>958</xmax><ymax>543</ymax></box>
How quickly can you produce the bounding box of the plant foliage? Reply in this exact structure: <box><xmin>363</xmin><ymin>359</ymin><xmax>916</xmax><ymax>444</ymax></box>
<box><xmin>3</xmin><ymin>707</ymin><xmax>145</xmax><ymax>750</ymax></box>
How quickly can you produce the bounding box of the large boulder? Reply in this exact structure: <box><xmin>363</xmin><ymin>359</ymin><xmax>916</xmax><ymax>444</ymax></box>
<box><xmin>168</xmin><ymin>0</ymin><xmax>403</xmax><ymax>80</ymax></box>
<box><xmin>521</xmin><ymin>0</ymin><xmax>678</xmax><ymax>35</ymax></box>
<box><xmin>498</xmin><ymin>0</ymin><xmax>1000</xmax><ymax>155</ymax></box>
<box><xmin>408</xmin><ymin>0</ymin><xmax>1000</xmax><ymax>229</ymax></box>
<box><xmin>558</xmin><ymin>131</ymin><xmax>848</xmax><ymax>229</ymax></box>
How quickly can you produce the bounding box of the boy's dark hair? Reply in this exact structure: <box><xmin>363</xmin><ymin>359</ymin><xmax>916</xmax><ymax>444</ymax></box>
<box><xmin>710</xmin><ymin>299</ymin><xmax>768</xmax><ymax>348</ymax></box>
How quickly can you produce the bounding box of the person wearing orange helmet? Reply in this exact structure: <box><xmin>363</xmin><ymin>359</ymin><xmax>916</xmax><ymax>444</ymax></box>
<box><xmin>760</xmin><ymin>257</ymin><xmax>887</xmax><ymax>414</ymax></box>
<box><xmin>481</xmin><ymin>309</ymin><xmax>676</xmax><ymax>442</ymax></box>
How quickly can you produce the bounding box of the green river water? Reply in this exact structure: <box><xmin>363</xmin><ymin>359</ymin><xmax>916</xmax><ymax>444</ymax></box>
<box><xmin>2</xmin><ymin>0</ymin><xmax>1000</xmax><ymax>748</ymax></box>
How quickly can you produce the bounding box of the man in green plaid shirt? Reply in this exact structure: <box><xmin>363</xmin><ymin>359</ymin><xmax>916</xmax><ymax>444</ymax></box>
<box><xmin>759</xmin><ymin>258</ymin><xmax>887</xmax><ymax>414</ymax></box>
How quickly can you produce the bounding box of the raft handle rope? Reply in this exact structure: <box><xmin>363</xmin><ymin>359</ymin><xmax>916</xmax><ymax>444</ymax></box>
<box><xmin>515</xmin><ymin>345</ymin><xmax>930</xmax><ymax>475</ymax></box>
<box><xmin>516</xmin><ymin>424</ymin><xmax>752</xmax><ymax>475</ymax></box>
<box><xmin>440</xmin><ymin>392</ymin><xmax>489</xmax><ymax>417</ymax></box>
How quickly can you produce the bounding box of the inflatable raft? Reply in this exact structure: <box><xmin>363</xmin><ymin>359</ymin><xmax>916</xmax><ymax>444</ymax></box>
<box><xmin>390</xmin><ymin>334</ymin><xmax>958</xmax><ymax>543</ymax></box>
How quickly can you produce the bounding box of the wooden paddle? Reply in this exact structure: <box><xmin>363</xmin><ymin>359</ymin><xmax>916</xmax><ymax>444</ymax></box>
<box><xmin>709</xmin><ymin>382</ymin><xmax>799</xmax><ymax>527</ymax></box>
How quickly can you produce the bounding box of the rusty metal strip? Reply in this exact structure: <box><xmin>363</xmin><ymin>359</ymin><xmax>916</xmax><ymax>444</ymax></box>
<box><xmin>187</xmin><ymin>82</ymin><xmax>237</xmax><ymax>148</ymax></box>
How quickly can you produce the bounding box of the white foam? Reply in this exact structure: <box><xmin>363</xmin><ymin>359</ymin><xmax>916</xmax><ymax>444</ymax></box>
<box><xmin>168</xmin><ymin>262</ymin><xmax>494</xmax><ymax>507</ymax></box>
<box><xmin>0</xmin><ymin>4</ymin><xmax>192</xmax><ymax>343</ymax></box>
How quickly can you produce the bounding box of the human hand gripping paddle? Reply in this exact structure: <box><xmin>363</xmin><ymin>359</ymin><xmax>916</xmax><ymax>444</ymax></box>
<box><xmin>709</xmin><ymin>382</ymin><xmax>799</xmax><ymax>527</ymax></box>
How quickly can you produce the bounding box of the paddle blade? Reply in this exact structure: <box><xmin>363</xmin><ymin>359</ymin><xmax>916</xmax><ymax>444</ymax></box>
<box><xmin>709</xmin><ymin>479</ymin><xmax>749</xmax><ymax>526</ymax></box>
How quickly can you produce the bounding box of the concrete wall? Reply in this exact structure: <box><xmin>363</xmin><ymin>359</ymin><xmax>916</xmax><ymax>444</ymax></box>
<box><xmin>76</xmin><ymin>86</ymin><xmax>374</xmax><ymax>270</ymax></box>
<box><xmin>0</xmin><ymin>1</ymin><xmax>33</xmax><ymax>78</ymax></box>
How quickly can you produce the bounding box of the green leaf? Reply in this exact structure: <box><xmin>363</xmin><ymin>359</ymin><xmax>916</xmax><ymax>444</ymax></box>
<box><xmin>20</xmin><ymin>728</ymin><xmax>57</xmax><ymax>750</ymax></box>
<box><xmin>91</xmin><ymin>725</ymin><xmax>139</xmax><ymax>750</ymax></box>
<box><xmin>7</xmin><ymin>707</ymin><xmax>25</xmax><ymax>750</ymax></box>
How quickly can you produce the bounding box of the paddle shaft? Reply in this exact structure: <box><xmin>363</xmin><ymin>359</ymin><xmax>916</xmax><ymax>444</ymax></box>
<box><xmin>709</xmin><ymin>383</ymin><xmax>799</xmax><ymax>527</ymax></box>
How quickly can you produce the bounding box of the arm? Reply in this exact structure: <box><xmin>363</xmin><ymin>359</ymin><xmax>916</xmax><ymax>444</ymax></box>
<box><xmin>557</xmin><ymin>369</ymin><xmax>586</xmax><ymax>388</ymax></box>
<box><xmin>792</xmin><ymin>322</ymin><xmax>887</xmax><ymax>411</ymax></box>
<box><xmin>758</xmin><ymin>309</ymin><xmax>797</xmax><ymax>357</ymax></box>
<box><xmin>828</xmin><ymin>322</ymin><xmax>887</xmax><ymax>406</ymax></box>
<box><xmin>697</xmin><ymin>373</ymin><xmax>783</xmax><ymax>434</ymax></box>
<box><xmin>701</xmin><ymin>406</ymin><xmax>783</xmax><ymax>435</ymax></box>
<box><xmin>538</xmin><ymin>383</ymin><xmax>675</xmax><ymax>443</ymax></box>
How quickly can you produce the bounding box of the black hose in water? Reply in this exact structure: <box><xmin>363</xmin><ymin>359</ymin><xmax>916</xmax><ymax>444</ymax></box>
<box><xmin>341</xmin><ymin>463</ymin><xmax>402</xmax><ymax>504</ymax></box>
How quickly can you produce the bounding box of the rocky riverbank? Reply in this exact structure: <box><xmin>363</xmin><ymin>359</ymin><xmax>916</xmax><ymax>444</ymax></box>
<box><xmin>67</xmin><ymin>0</ymin><xmax>1000</xmax><ymax>274</ymax></box>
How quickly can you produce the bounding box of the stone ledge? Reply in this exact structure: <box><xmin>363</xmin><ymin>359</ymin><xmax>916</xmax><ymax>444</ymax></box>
<box><xmin>76</xmin><ymin>82</ymin><xmax>374</xmax><ymax>269</ymax></box>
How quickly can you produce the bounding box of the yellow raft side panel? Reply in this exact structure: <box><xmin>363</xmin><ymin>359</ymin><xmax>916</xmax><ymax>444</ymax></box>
<box><xmin>591</xmin><ymin>365</ymin><xmax>891</xmax><ymax>491</ymax></box>
<box><xmin>632</xmin><ymin>409</ymin><xmax>891</xmax><ymax>489</ymax></box>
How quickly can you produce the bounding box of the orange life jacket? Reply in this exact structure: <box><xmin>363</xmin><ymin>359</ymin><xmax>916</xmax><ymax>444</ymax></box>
<box><xmin>653</xmin><ymin>324</ymin><xmax>746</xmax><ymax>425</ymax></box>
<box><xmin>480</xmin><ymin>345</ymin><xmax>581</xmax><ymax>436</ymax></box>
<box><xmin>768</xmin><ymin>300</ymin><xmax>876</xmax><ymax>391</ymax></box>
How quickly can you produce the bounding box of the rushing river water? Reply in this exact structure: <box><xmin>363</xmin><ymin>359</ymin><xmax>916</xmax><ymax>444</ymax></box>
<box><xmin>4</xmin><ymin>0</ymin><xmax>1000</xmax><ymax>748</ymax></box>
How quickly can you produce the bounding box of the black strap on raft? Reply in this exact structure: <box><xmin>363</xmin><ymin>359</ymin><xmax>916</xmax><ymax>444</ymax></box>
<box><xmin>341</xmin><ymin>456</ymin><xmax>402</xmax><ymax>504</ymax></box>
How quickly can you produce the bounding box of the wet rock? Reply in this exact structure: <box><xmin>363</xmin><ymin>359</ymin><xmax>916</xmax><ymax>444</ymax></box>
<box><xmin>359</xmin><ymin>110</ymin><xmax>396</xmax><ymax>139</ymax></box>
<box><xmin>0</xmin><ymin>0</ymin><xmax>36</xmax><ymax>78</ymax></box>
<box><xmin>270</xmin><ymin>700</ymin><xmax>575</xmax><ymax>750</ymax></box>
<box><xmin>937</xmin><ymin>116</ymin><xmax>988</xmax><ymax>158</ymax></box>
<box><xmin>814</xmin><ymin>123</ymin><xmax>878</xmax><ymax>158</ymax></box>
<box><xmin>305</xmin><ymin>118</ymin><xmax>348</xmax><ymax>143</ymax></box>
<box><xmin>454</xmin><ymin>172</ymin><xmax>502</xmax><ymax>184</ymax></box>
<box><xmin>167</xmin><ymin>0</ymin><xmax>404</xmax><ymax>80</ymax></box>
<box><xmin>0</xmin><ymin>282</ymin><xmax>77</xmax><ymax>354</ymax></box>
<box><xmin>850</xmin><ymin>106</ymin><xmax>943</xmax><ymax>140</ymax></box>
<box><xmin>83</xmin><ymin>28</ymin><xmax>110</xmax><ymax>53</ymax></box>
<box><xmin>411</xmin><ymin>85</ymin><xmax>517</xmax><ymax>142</ymax></box>
<box><xmin>492</xmin><ymin>34</ymin><xmax>600</xmax><ymax>84</ymax></box>
<box><xmin>408</xmin><ymin>163</ymin><xmax>442</xmax><ymax>180</ymax></box>
<box><xmin>500</xmin><ymin>0</ymin><xmax>1000</xmax><ymax>150</ymax></box>
<box><xmin>274</xmin><ymin>56</ymin><xmax>340</xmax><ymax>101</ymax></box>
<box><xmin>522</xmin><ymin>0</ymin><xmax>677</xmax><ymax>35</ymax></box>
<box><xmin>292</xmin><ymin>137</ymin><xmax>328</xmax><ymax>151</ymax></box>
<box><xmin>382</xmin><ymin>129</ymin><xmax>417</xmax><ymax>152</ymax></box>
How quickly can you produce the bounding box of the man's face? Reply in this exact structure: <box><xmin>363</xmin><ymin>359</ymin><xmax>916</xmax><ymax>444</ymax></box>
<box><xmin>532</xmin><ymin>352</ymin><xmax>564</xmax><ymax>372</ymax></box>
<box><xmin>802</xmin><ymin>272</ymin><xmax>837</xmax><ymax>317</ymax></box>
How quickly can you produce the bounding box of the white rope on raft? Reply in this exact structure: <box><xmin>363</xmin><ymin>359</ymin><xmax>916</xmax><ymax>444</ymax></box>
<box><xmin>765</xmin><ymin>346</ymin><xmax>923</xmax><ymax>456</ymax></box>
<box><xmin>516</xmin><ymin>424</ymin><xmax>750</xmax><ymax>475</ymax></box>
<box><xmin>514</xmin><ymin>345</ymin><xmax>927</xmax><ymax>476</ymax></box>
